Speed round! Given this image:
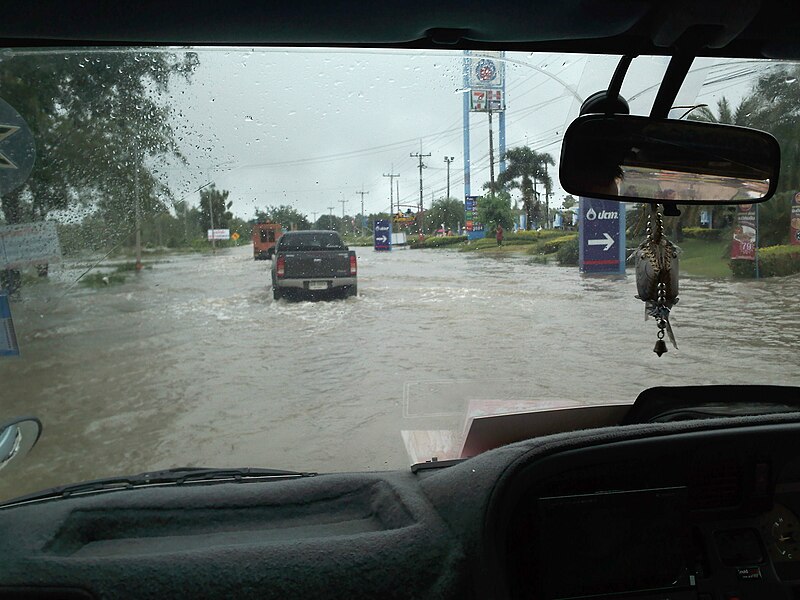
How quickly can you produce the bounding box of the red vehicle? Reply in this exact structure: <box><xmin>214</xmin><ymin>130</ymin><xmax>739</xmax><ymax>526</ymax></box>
<box><xmin>252</xmin><ymin>222</ymin><xmax>283</xmax><ymax>260</ymax></box>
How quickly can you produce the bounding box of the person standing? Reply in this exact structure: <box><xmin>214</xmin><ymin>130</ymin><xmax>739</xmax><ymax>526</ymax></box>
<box><xmin>496</xmin><ymin>224</ymin><xmax>504</xmax><ymax>246</ymax></box>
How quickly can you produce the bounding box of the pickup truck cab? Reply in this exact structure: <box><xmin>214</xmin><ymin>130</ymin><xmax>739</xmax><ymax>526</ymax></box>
<box><xmin>271</xmin><ymin>230</ymin><xmax>357</xmax><ymax>300</ymax></box>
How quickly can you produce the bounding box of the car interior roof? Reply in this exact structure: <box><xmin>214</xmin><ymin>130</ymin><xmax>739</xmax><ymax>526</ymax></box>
<box><xmin>3</xmin><ymin>0</ymin><xmax>800</xmax><ymax>59</ymax></box>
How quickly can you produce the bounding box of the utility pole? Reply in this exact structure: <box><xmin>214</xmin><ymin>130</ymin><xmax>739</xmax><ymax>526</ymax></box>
<box><xmin>356</xmin><ymin>188</ymin><xmax>369</xmax><ymax>236</ymax></box>
<box><xmin>488</xmin><ymin>109</ymin><xmax>496</xmax><ymax>196</ymax></box>
<box><xmin>410</xmin><ymin>148</ymin><xmax>431</xmax><ymax>234</ymax></box>
<box><xmin>327</xmin><ymin>206</ymin><xmax>335</xmax><ymax>230</ymax></box>
<box><xmin>338</xmin><ymin>196</ymin><xmax>348</xmax><ymax>234</ymax></box>
<box><xmin>383</xmin><ymin>167</ymin><xmax>399</xmax><ymax>217</ymax></box>
<box><xmin>134</xmin><ymin>164</ymin><xmax>143</xmax><ymax>271</ymax></box>
<box><xmin>444</xmin><ymin>156</ymin><xmax>454</xmax><ymax>199</ymax></box>
<box><xmin>311</xmin><ymin>211</ymin><xmax>318</xmax><ymax>228</ymax></box>
<box><xmin>544</xmin><ymin>161</ymin><xmax>550</xmax><ymax>229</ymax></box>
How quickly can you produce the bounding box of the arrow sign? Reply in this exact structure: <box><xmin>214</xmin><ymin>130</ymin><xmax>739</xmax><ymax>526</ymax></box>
<box><xmin>587</xmin><ymin>232</ymin><xmax>614</xmax><ymax>251</ymax></box>
<box><xmin>579</xmin><ymin>197</ymin><xmax>625</xmax><ymax>274</ymax></box>
<box><xmin>374</xmin><ymin>219</ymin><xmax>391</xmax><ymax>251</ymax></box>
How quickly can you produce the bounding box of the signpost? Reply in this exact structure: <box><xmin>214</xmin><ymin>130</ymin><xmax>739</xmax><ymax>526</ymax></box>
<box><xmin>791</xmin><ymin>192</ymin><xmax>800</xmax><ymax>246</ymax></box>
<box><xmin>578</xmin><ymin>197</ymin><xmax>626</xmax><ymax>274</ymax></box>
<box><xmin>0</xmin><ymin>221</ymin><xmax>61</xmax><ymax>270</ymax></box>
<box><xmin>731</xmin><ymin>204</ymin><xmax>757</xmax><ymax>260</ymax></box>
<box><xmin>0</xmin><ymin>97</ymin><xmax>36</xmax><ymax>197</ymax></box>
<box><xmin>0</xmin><ymin>294</ymin><xmax>19</xmax><ymax>356</ymax></box>
<box><xmin>465</xmin><ymin>196</ymin><xmax>485</xmax><ymax>240</ymax></box>
<box><xmin>207</xmin><ymin>229</ymin><xmax>230</xmax><ymax>241</ymax></box>
<box><xmin>374</xmin><ymin>219</ymin><xmax>391</xmax><ymax>251</ymax></box>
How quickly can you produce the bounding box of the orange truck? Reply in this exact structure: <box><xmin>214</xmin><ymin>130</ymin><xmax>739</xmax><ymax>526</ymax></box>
<box><xmin>252</xmin><ymin>222</ymin><xmax>283</xmax><ymax>260</ymax></box>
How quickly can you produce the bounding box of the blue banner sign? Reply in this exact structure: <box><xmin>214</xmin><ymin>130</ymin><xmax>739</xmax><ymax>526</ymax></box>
<box><xmin>0</xmin><ymin>294</ymin><xmax>19</xmax><ymax>356</ymax></box>
<box><xmin>465</xmin><ymin>196</ymin><xmax>485</xmax><ymax>240</ymax></box>
<box><xmin>579</xmin><ymin>197</ymin><xmax>626</xmax><ymax>274</ymax></box>
<box><xmin>374</xmin><ymin>219</ymin><xmax>391</xmax><ymax>251</ymax></box>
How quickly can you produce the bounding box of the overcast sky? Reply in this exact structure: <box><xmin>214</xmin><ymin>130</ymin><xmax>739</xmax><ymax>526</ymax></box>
<box><xmin>153</xmin><ymin>49</ymin><xmax>774</xmax><ymax>221</ymax></box>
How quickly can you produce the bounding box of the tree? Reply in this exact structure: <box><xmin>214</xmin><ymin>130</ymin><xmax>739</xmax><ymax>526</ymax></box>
<box><xmin>562</xmin><ymin>195</ymin><xmax>577</xmax><ymax>210</ymax></box>
<box><xmin>0</xmin><ymin>50</ymin><xmax>198</xmax><ymax>226</ymax></box>
<box><xmin>199</xmin><ymin>186</ymin><xmax>233</xmax><ymax>233</ymax></box>
<box><xmin>477</xmin><ymin>190</ymin><xmax>514</xmax><ymax>232</ymax></box>
<box><xmin>313</xmin><ymin>214</ymin><xmax>344</xmax><ymax>232</ymax></box>
<box><xmin>424</xmin><ymin>197</ymin><xmax>464</xmax><ymax>233</ymax></box>
<box><xmin>495</xmin><ymin>146</ymin><xmax>555</xmax><ymax>229</ymax></box>
<box><xmin>687</xmin><ymin>74</ymin><xmax>800</xmax><ymax>244</ymax></box>
<box><xmin>256</xmin><ymin>205</ymin><xmax>310</xmax><ymax>230</ymax></box>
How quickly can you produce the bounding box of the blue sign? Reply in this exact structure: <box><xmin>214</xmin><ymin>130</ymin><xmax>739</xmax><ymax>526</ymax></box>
<box><xmin>0</xmin><ymin>97</ymin><xmax>36</xmax><ymax>197</ymax></box>
<box><xmin>0</xmin><ymin>294</ymin><xmax>19</xmax><ymax>356</ymax></box>
<box><xmin>465</xmin><ymin>195</ymin><xmax>485</xmax><ymax>240</ymax></box>
<box><xmin>374</xmin><ymin>219</ymin><xmax>391</xmax><ymax>251</ymax></box>
<box><xmin>579</xmin><ymin>197</ymin><xmax>626</xmax><ymax>274</ymax></box>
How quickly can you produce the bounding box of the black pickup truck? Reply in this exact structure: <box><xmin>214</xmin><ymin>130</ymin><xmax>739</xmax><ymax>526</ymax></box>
<box><xmin>271</xmin><ymin>231</ymin><xmax>357</xmax><ymax>300</ymax></box>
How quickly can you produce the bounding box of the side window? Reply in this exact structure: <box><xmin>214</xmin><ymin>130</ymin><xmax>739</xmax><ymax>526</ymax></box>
<box><xmin>259</xmin><ymin>229</ymin><xmax>268</xmax><ymax>243</ymax></box>
<box><xmin>268</xmin><ymin>230</ymin><xmax>275</xmax><ymax>242</ymax></box>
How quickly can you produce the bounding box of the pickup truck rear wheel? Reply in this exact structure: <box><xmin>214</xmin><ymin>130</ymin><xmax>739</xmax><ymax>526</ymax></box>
<box><xmin>344</xmin><ymin>284</ymin><xmax>357</xmax><ymax>298</ymax></box>
<box><xmin>273</xmin><ymin>286</ymin><xmax>283</xmax><ymax>301</ymax></box>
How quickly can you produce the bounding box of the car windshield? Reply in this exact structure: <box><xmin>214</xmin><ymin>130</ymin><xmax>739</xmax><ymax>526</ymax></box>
<box><xmin>0</xmin><ymin>48</ymin><xmax>799</xmax><ymax>502</ymax></box>
<box><xmin>280</xmin><ymin>232</ymin><xmax>344</xmax><ymax>251</ymax></box>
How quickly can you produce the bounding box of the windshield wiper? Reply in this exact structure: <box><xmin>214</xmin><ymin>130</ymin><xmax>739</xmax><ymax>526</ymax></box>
<box><xmin>0</xmin><ymin>467</ymin><xmax>317</xmax><ymax>508</ymax></box>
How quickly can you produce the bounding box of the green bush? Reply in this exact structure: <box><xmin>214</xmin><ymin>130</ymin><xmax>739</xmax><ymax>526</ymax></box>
<box><xmin>410</xmin><ymin>235</ymin><xmax>468</xmax><ymax>249</ymax></box>
<box><xmin>730</xmin><ymin>245</ymin><xmax>800</xmax><ymax>278</ymax></box>
<box><xmin>556</xmin><ymin>236</ymin><xmax>579</xmax><ymax>266</ymax></box>
<box><xmin>503</xmin><ymin>229</ymin><xmax>567</xmax><ymax>242</ymax></box>
<box><xmin>80</xmin><ymin>272</ymin><xmax>127</xmax><ymax>287</ymax></box>
<box><xmin>683</xmin><ymin>227</ymin><xmax>724</xmax><ymax>241</ymax></box>
<box><xmin>541</xmin><ymin>234</ymin><xmax>579</xmax><ymax>254</ymax></box>
<box><xmin>342</xmin><ymin>235</ymin><xmax>373</xmax><ymax>247</ymax></box>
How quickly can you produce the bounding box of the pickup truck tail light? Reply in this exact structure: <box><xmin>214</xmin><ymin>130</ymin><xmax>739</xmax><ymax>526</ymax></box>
<box><xmin>349</xmin><ymin>254</ymin><xmax>357</xmax><ymax>276</ymax></box>
<box><xmin>276</xmin><ymin>255</ymin><xmax>285</xmax><ymax>278</ymax></box>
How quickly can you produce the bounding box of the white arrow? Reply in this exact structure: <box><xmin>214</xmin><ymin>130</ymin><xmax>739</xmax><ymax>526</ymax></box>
<box><xmin>587</xmin><ymin>232</ymin><xmax>615</xmax><ymax>251</ymax></box>
<box><xmin>375</xmin><ymin>235</ymin><xmax>388</xmax><ymax>243</ymax></box>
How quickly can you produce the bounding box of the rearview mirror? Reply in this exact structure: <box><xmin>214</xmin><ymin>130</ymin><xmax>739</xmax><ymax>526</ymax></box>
<box><xmin>0</xmin><ymin>417</ymin><xmax>42</xmax><ymax>473</ymax></box>
<box><xmin>559</xmin><ymin>114</ymin><xmax>780</xmax><ymax>204</ymax></box>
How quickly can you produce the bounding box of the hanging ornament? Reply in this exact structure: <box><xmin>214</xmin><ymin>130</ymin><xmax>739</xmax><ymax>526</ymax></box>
<box><xmin>633</xmin><ymin>204</ymin><xmax>680</xmax><ymax>356</ymax></box>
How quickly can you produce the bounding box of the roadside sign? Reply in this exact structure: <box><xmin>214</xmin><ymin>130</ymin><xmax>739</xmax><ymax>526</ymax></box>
<box><xmin>0</xmin><ymin>221</ymin><xmax>61</xmax><ymax>270</ymax></box>
<box><xmin>731</xmin><ymin>204</ymin><xmax>757</xmax><ymax>259</ymax></box>
<box><xmin>470</xmin><ymin>89</ymin><xmax>504</xmax><ymax>112</ymax></box>
<box><xmin>468</xmin><ymin>53</ymin><xmax>504</xmax><ymax>90</ymax></box>
<box><xmin>374</xmin><ymin>219</ymin><xmax>391</xmax><ymax>251</ymax></box>
<box><xmin>393</xmin><ymin>211</ymin><xmax>416</xmax><ymax>225</ymax></box>
<box><xmin>578</xmin><ymin>197</ymin><xmax>626</xmax><ymax>274</ymax></box>
<box><xmin>0</xmin><ymin>294</ymin><xmax>19</xmax><ymax>357</ymax></box>
<box><xmin>791</xmin><ymin>192</ymin><xmax>800</xmax><ymax>246</ymax></box>
<box><xmin>0</xmin><ymin>97</ymin><xmax>36</xmax><ymax>197</ymax></box>
<box><xmin>207</xmin><ymin>229</ymin><xmax>230</xmax><ymax>241</ymax></box>
<box><xmin>465</xmin><ymin>196</ymin><xmax>485</xmax><ymax>240</ymax></box>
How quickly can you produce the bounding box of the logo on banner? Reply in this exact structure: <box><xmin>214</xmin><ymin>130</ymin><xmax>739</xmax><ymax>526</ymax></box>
<box><xmin>475</xmin><ymin>59</ymin><xmax>498</xmax><ymax>83</ymax></box>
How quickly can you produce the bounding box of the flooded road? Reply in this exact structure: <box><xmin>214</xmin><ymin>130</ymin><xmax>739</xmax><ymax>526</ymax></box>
<box><xmin>1</xmin><ymin>245</ymin><xmax>799</xmax><ymax>500</ymax></box>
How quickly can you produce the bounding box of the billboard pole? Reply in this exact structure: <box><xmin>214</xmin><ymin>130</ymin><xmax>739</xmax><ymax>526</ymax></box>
<box><xmin>499</xmin><ymin>51</ymin><xmax>507</xmax><ymax>174</ymax></box>
<box><xmin>463</xmin><ymin>50</ymin><xmax>471</xmax><ymax>198</ymax></box>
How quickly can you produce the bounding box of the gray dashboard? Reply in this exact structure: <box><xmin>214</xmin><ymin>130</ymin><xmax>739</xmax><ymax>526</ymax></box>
<box><xmin>2</xmin><ymin>413</ymin><xmax>800</xmax><ymax>599</ymax></box>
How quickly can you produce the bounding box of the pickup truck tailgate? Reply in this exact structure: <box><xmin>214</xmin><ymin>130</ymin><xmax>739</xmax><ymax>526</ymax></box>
<box><xmin>282</xmin><ymin>251</ymin><xmax>352</xmax><ymax>278</ymax></box>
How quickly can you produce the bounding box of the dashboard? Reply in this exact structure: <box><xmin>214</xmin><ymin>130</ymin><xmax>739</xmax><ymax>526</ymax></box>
<box><xmin>495</xmin><ymin>419</ymin><xmax>800</xmax><ymax>600</ymax></box>
<box><xmin>2</xmin><ymin>413</ymin><xmax>800</xmax><ymax>599</ymax></box>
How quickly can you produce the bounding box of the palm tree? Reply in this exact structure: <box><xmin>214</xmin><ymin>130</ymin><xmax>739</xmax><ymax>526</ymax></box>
<box><xmin>495</xmin><ymin>146</ymin><xmax>555</xmax><ymax>230</ymax></box>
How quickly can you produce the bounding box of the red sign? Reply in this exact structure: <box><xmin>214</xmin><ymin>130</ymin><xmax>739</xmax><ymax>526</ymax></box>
<box><xmin>791</xmin><ymin>192</ymin><xmax>800</xmax><ymax>246</ymax></box>
<box><xmin>731</xmin><ymin>204</ymin><xmax>757</xmax><ymax>260</ymax></box>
